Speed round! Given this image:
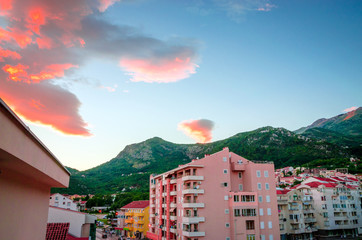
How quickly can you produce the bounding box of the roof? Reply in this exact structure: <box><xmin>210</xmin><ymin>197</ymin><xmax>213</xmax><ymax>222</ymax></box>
<box><xmin>277</xmin><ymin>189</ymin><xmax>290</xmax><ymax>195</ymax></box>
<box><xmin>121</xmin><ymin>200</ymin><xmax>149</xmax><ymax>209</ymax></box>
<box><xmin>305</xmin><ymin>181</ymin><xmax>337</xmax><ymax>188</ymax></box>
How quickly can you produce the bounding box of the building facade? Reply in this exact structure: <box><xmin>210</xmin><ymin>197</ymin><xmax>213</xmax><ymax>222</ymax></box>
<box><xmin>118</xmin><ymin>200</ymin><xmax>150</xmax><ymax>239</ymax></box>
<box><xmin>147</xmin><ymin>147</ymin><xmax>280</xmax><ymax>240</ymax></box>
<box><xmin>50</xmin><ymin>193</ymin><xmax>78</xmax><ymax>211</ymax></box>
<box><xmin>0</xmin><ymin>98</ymin><xmax>70</xmax><ymax>240</ymax></box>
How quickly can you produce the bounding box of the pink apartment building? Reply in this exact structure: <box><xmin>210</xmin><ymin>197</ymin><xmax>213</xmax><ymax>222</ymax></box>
<box><xmin>147</xmin><ymin>147</ymin><xmax>280</xmax><ymax>240</ymax></box>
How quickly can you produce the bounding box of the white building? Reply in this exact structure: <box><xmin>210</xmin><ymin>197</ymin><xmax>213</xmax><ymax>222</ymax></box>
<box><xmin>48</xmin><ymin>206</ymin><xmax>97</xmax><ymax>238</ymax></box>
<box><xmin>50</xmin><ymin>193</ymin><xmax>78</xmax><ymax>211</ymax></box>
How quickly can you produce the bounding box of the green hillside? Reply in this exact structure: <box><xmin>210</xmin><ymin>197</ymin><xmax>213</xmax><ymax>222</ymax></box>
<box><xmin>53</xmin><ymin>126</ymin><xmax>361</xmax><ymax>195</ymax></box>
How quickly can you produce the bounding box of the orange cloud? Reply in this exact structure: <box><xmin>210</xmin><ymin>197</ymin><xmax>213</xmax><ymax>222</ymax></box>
<box><xmin>3</xmin><ymin>63</ymin><xmax>77</xmax><ymax>83</ymax></box>
<box><xmin>120</xmin><ymin>56</ymin><xmax>199</xmax><ymax>83</ymax></box>
<box><xmin>178</xmin><ymin>119</ymin><xmax>215</xmax><ymax>143</ymax></box>
<box><xmin>0</xmin><ymin>48</ymin><xmax>21</xmax><ymax>61</ymax></box>
<box><xmin>0</xmin><ymin>81</ymin><xmax>92</xmax><ymax>136</ymax></box>
<box><xmin>0</xmin><ymin>0</ymin><xmax>12</xmax><ymax>14</ymax></box>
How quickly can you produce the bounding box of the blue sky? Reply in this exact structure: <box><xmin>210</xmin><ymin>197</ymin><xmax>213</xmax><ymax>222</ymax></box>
<box><xmin>1</xmin><ymin>0</ymin><xmax>361</xmax><ymax>170</ymax></box>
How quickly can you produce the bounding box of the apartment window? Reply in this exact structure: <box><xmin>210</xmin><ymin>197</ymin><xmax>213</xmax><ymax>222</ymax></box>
<box><xmin>323</xmin><ymin>212</ymin><xmax>328</xmax><ymax>218</ymax></box>
<box><xmin>224</xmin><ymin>196</ymin><xmax>229</xmax><ymax>201</ymax></box>
<box><xmin>257</xmin><ymin>171</ymin><xmax>261</xmax><ymax>177</ymax></box>
<box><xmin>225</xmin><ymin>209</ymin><xmax>229</xmax><ymax>214</ymax></box>
<box><xmin>234</xmin><ymin>195</ymin><xmax>239</xmax><ymax>202</ymax></box>
<box><xmin>266</xmin><ymin>195</ymin><xmax>270</xmax><ymax>202</ymax></box>
<box><xmin>259</xmin><ymin>196</ymin><xmax>263</xmax><ymax>202</ymax></box>
<box><xmin>225</xmin><ymin>223</ymin><xmax>230</xmax><ymax>228</ymax></box>
<box><xmin>234</xmin><ymin>209</ymin><xmax>241</xmax><ymax>217</ymax></box>
<box><xmin>247</xmin><ymin>235</ymin><xmax>255</xmax><ymax>240</ymax></box>
<box><xmin>257</xmin><ymin>183</ymin><xmax>262</xmax><ymax>190</ymax></box>
<box><xmin>261</xmin><ymin>235</ymin><xmax>266</xmax><ymax>240</ymax></box>
<box><xmin>222</xmin><ymin>182</ymin><xmax>228</xmax><ymax>187</ymax></box>
<box><xmin>223</xmin><ymin>169</ymin><xmax>228</xmax><ymax>174</ymax></box>
<box><xmin>226</xmin><ymin>238</ymin><xmax>230</xmax><ymax>240</ymax></box>
<box><xmin>241</xmin><ymin>195</ymin><xmax>255</xmax><ymax>202</ymax></box>
<box><xmin>67</xmin><ymin>202</ymin><xmax>71</xmax><ymax>206</ymax></box>
<box><xmin>239</xmin><ymin>184</ymin><xmax>243</xmax><ymax>191</ymax></box>
<box><xmin>265</xmin><ymin>183</ymin><xmax>270</xmax><ymax>190</ymax></box>
<box><xmin>268</xmin><ymin>221</ymin><xmax>272</xmax><ymax>229</ymax></box>
<box><xmin>63</xmin><ymin>202</ymin><xmax>65</xmax><ymax>205</ymax></box>
<box><xmin>269</xmin><ymin>235</ymin><xmax>274</xmax><ymax>240</ymax></box>
<box><xmin>55</xmin><ymin>197</ymin><xmax>58</xmax><ymax>200</ymax></box>
<box><xmin>264</xmin><ymin>171</ymin><xmax>269</xmax><ymax>177</ymax></box>
<box><xmin>260</xmin><ymin>221</ymin><xmax>265</xmax><ymax>229</ymax></box>
<box><xmin>238</xmin><ymin>172</ymin><xmax>242</xmax><ymax>179</ymax></box>
<box><xmin>267</xmin><ymin>208</ymin><xmax>271</xmax><ymax>215</ymax></box>
<box><xmin>321</xmin><ymin>196</ymin><xmax>326</xmax><ymax>201</ymax></box>
<box><xmin>246</xmin><ymin>220</ymin><xmax>255</xmax><ymax>230</ymax></box>
<box><xmin>242</xmin><ymin>209</ymin><xmax>256</xmax><ymax>216</ymax></box>
<box><xmin>322</xmin><ymin>204</ymin><xmax>327</xmax><ymax>209</ymax></box>
<box><xmin>259</xmin><ymin>208</ymin><xmax>264</xmax><ymax>216</ymax></box>
<box><xmin>223</xmin><ymin>157</ymin><xmax>227</xmax><ymax>162</ymax></box>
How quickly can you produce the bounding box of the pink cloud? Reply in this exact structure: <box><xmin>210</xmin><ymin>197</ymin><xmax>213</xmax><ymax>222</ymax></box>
<box><xmin>343</xmin><ymin>106</ymin><xmax>358</xmax><ymax>113</ymax></box>
<box><xmin>98</xmin><ymin>0</ymin><xmax>120</xmax><ymax>12</ymax></box>
<box><xmin>178</xmin><ymin>119</ymin><xmax>214</xmax><ymax>143</ymax></box>
<box><xmin>120</xmin><ymin>56</ymin><xmax>199</xmax><ymax>83</ymax></box>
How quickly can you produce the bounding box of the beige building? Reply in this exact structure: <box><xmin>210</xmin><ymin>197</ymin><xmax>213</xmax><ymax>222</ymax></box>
<box><xmin>0</xmin><ymin>98</ymin><xmax>70</xmax><ymax>240</ymax></box>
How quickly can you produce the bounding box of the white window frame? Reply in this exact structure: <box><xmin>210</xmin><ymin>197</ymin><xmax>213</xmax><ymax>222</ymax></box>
<box><xmin>225</xmin><ymin>223</ymin><xmax>230</xmax><ymax>228</ymax></box>
<box><xmin>239</xmin><ymin>184</ymin><xmax>243</xmax><ymax>191</ymax></box>
<box><xmin>267</xmin><ymin>208</ymin><xmax>271</xmax><ymax>215</ymax></box>
<box><xmin>260</xmin><ymin>221</ymin><xmax>265</xmax><ymax>229</ymax></box>
<box><xmin>223</xmin><ymin>157</ymin><xmax>227</xmax><ymax>162</ymax></box>
<box><xmin>257</xmin><ymin>170</ymin><xmax>261</xmax><ymax>177</ymax></box>
<box><xmin>265</xmin><ymin>183</ymin><xmax>270</xmax><ymax>190</ymax></box>
<box><xmin>223</xmin><ymin>169</ymin><xmax>228</xmax><ymax>174</ymax></box>
<box><xmin>257</xmin><ymin>183</ymin><xmax>262</xmax><ymax>190</ymax></box>
<box><xmin>268</xmin><ymin>221</ymin><xmax>272</xmax><ymax>229</ymax></box>
<box><xmin>225</xmin><ymin>209</ymin><xmax>229</xmax><ymax>214</ymax></box>
<box><xmin>259</xmin><ymin>196</ymin><xmax>263</xmax><ymax>202</ymax></box>
<box><xmin>266</xmin><ymin>195</ymin><xmax>271</xmax><ymax>202</ymax></box>
<box><xmin>269</xmin><ymin>235</ymin><xmax>273</xmax><ymax>240</ymax></box>
<box><xmin>224</xmin><ymin>195</ymin><xmax>229</xmax><ymax>201</ymax></box>
<box><xmin>264</xmin><ymin>170</ymin><xmax>269</xmax><ymax>177</ymax></box>
<box><xmin>259</xmin><ymin>208</ymin><xmax>264</xmax><ymax>216</ymax></box>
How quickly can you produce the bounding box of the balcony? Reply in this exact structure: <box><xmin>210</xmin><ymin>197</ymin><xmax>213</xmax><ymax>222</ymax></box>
<box><xmin>170</xmin><ymin>227</ymin><xmax>177</xmax><ymax>234</ymax></box>
<box><xmin>125</xmin><ymin>226</ymin><xmax>133</xmax><ymax>231</ymax></box>
<box><xmin>125</xmin><ymin>212</ymin><xmax>134</xmax><ymax>216</ymax></box>
<box><xmin>151</xmin><ymin>184</ymin><xmax>156</xmax><ymax>189</ymax></box>
<box><xmin>170</xmin><ymin>215</ymin><xmax>177</xmax><ymax>221</ymax></box>
<box><xmin>125</xmin><ymin>219</ymin><xmax>134</xmax><ymax>224</ymax></box>
<box><xmin>170</xmin><ymin>191</ymin><xmax>177</xmax><ymax>196</ymax></box>
<box><xmin>183</xmin><ymin>216</ymin><xmax>205</xmax><ymax>224</ymax></box>
<box><xmin>303</xmin><ymin>208</ymin><xmax>315</xmax><ymax>213</ymax></box>
<box><xmin>182</xmin><ymin>202</ymin><xmax>205</xmax><ymax>208</ymax></box>
<box><xmin>150</xmin><ymin>203</ymin><xmax>155</xmax><ymax>208</ymax></box>
<box><xmin>182</xmin><ymin>175</ymin><xmax>204</xmax><ymax>181</ymax></box>
<box><xmin>183</xmin><ymin>231</ymin><xmax>205</xmax><ymax>237</ymax></box>
<box><xmin>134</xmin><ymin>212</ymin><xmax>145</xmax><ymax>217</ymax></box>
<box><xmin>170</xmin><ymin>202</ymin><xmax>177</xmax><ymax>208</ymax></box>
<box><xmin>150</xmin><ymin>214</ymin><xmax>155</xmax><ymax>218</ymax></box>
<box><xmin>136</xmin><ymin>220</ymin><xmax>145</xmax><ymax>224</ymax></box>
<box><xmin>305</xmin><ymin>218</ymin><xmax>316</xmax><ymax>223</ymax></box>
<box><xmin>231</xmin><ymin>162</ymin><xmax>246</xmax><ymax>171</ymax></box>
<box><xmin>150</xmin><ymin>194</ymin><xmax>156</xmax><ymax>198</ymax></box>
<box><xmin>170</xmin><ymin>179</ymin><xmax>177</xmax><ymax>184</ymax></box>
<box><xmin>182</xmin><ymin>189</ymin><xmax>204</xmax><ymax>195</ymax></box>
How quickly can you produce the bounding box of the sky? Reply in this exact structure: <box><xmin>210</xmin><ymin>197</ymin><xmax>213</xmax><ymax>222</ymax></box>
<box><xmin>1</xmin><ymin>0</ymin><xmax>361</xmax><ymax>170</ymax></box>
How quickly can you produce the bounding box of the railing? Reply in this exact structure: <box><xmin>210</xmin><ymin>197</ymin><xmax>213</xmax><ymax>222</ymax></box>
<box><xmin>252</xmin><ymin>160</ymin><xmax>274</xmax><ymax>164</ymax></box>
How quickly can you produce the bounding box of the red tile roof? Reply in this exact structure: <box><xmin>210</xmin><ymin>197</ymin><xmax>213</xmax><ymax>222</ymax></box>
<box><xmin>46</xmin><ymin>223</ymin><xmax>69</xmax><ymax>240</ymax></box>
<box><xmin>305</xmin><ymin>181</ymin><xmax>337</xmax><ymax>188</ymax></box>
<box><xmin>276</xmin><ymin>189</ymin><xmax>290</xmax><ymax>195</ymax></box>
<box><xmin>121</xmin><ymin>200</ymin><xmax>149</xmax><ymax>209</ymax></box>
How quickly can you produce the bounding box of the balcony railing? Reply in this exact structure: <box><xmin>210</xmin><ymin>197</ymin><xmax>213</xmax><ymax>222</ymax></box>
<box><xmin>182</xmin><ymin>216</ymin><xmax>205</xmax><ymax>224</ymax></box>
<box><xmin>182</xmin><ymin>202</ymin><xmax>205</xmax><ymax>208</ymax></box>
<box><xmin>182</xmin><ymin>189</ymin><xmax>204</xmax><ymax>195</ymax></box>
<box><xmin>182</xmin><ymin>230</ymin><xmax>205</xmax><ymax>237</ymax></box>
<box><xmin>182</xmin><ymin>175</ymin><xmax>204</xmax><ymax>181</ymax></box>
<box><xmin>125</xmin><ymin>212</ymin><xmax>134</xmax><ymax>216</ymax></box>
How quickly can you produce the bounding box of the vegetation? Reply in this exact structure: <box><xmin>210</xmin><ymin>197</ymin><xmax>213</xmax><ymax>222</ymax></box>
<box><xmin>52</xmin><ymin>109</ymin><xmax>362</xmax><ymax>195</ymax></box>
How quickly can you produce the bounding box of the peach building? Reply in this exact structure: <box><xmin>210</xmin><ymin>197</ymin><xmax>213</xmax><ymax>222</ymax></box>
<box><xmin>147</xmin><ymin>147</ymin><xmax>280</xmax><ymax>240</ymax></box>
<box><xmin>0</xmin><ymin>98</ymin><xmax>70</xmax><ymax>240</ymax></box>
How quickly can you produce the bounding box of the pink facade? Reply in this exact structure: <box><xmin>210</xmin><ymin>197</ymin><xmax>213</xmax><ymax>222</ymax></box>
<box><xmin>0</xmin><ymin>99</ymin><xmax>70</xmax><ymax>240</ymax></box>
<box><xmin>148</xmin><ymin>148</ymin><xmax>280</xmax><ymax>240</ymax></box>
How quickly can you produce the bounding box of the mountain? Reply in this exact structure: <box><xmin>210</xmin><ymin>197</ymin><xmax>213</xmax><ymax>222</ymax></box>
<box><xmin>295</xmin><ymin>107</ymin><xmax>362</xmax><ymax>136</ymax></box>
<box><xmin>53</xmin><ymin>126</ymin><xmax>360</xmax><ymax>195</ymax></box>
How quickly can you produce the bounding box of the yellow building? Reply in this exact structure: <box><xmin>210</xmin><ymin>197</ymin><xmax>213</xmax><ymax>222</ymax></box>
<box><xmin>121</xmin><ymin>200</ymin><xmax>149</xmax><ymax>239</ymax></box>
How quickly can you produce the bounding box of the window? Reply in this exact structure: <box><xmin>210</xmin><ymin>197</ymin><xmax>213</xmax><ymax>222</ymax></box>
<box><xmin>234</xmin><ymin>195</ymin><xmax>239</xmax><ymax>202</ymax></box>
<box><xmin>226</xmin><ymin>238</ymin><xmax>230</xmax><ymax>240</ymax></box>
<box><xmin>267</xmin><ymin>208</ymin><xmax>271</xmax><ymax>215</ymax></box>
<box><xmin>225</xmin><ymin>223</ymin><xmax>230</xmax><ymax>228</ymax></box>
<box><xmin>268</xmin><ymin>221</ymin><xmax>272</xmax><ymax>229</ymax></box>
<box><xmin>269</xmin><ymin>235</ymin><xmax>273</xmax><ymax>240</ymax></box>
<box><xmin>234</xmin><ymin>209</ymin><xmax>241</xmax><ymax>217</ymax></box>
<box><xmin>239</xmin><ymin>184</ymin><xmax>243</xmax><ymax>191</ymax></box>
<box><xmin>247</xmin><ymin>235</ymin><xmax>255</xmax><ymax>240</ymax></box>
<box><xmin>322</xmin><ymin>204</ymin><xmax>327</xmax><ymax>209</ymax></box>
<box><xmin>246</xmin><ymin>220</ymin><xmax>255</xmax><ymax>230</ymax></box>
<box><xmin>223</xmin><ymin>169</ymin><xmax>228</xmax><ymax>174</ymax></box>
<box><xmin>321</xmin><ymin>196</ymin><xmax>326</xmax><ymax>201</ymax></box>
<box><xmin>259</xmin><ymin>196</ymin><xmax>263</xmax><ymax>202</ymax></box>
<box><xmin>225</xmin><ymin>209</ymin><xmax>229</xmax><ymax>214</ymax></box>
<box><xmin>67</xmin><ymin>202</ymin><xmax>71</xmax><ymax>206</ymax></box>
<box><xmin>323</xmin><ymin>212</ymin><xmax>328</xmax><ymax>218</ymax></box>
<box><xmin>264</xmin><ymin>171</ymin><xmax>269</xmax><ymax>177</ymax></box>
<box><xmin>223</xmin><ymin>157</ymin><xmax>227</xmax><ymax>162</ymax></box>
<box><xmin>257</xmin><ymin>183</ymin><xmax>262</xmax><ymax>190</ymax></box>
<box><xmin>259</xmin><ymin>208</ymin><xmax>264</xmax><ymax>216</ymax></box>
<box><xmin>222</xmin><ymin>182</ymin><xmax>228</xmax><ymax>187</ymax></box>
<box><xmin>238</xmin><ymin>172</ymin><xmax>242</xmax><ymax>179</ymax></box>
<box><xmin>265</xmin><ymin>183</ymin><xmax>270</xmax><ymax>190</ymax></box>
<box><xmin>224</xmin><ymin>196</ymin><xmax>229</xmax><ymax>201</ymax></box>
<box><xmin>260</xmin><ymin>221</ymin><xmax>265</xmax><ymax>229</ymax></box>
<box><xmin>266</xmin><ymin>195</ymin><xmax>270</xmax><ymax>202</ymax></box>
<box><xmin>242</xmin><ymin>209</ymin><xmax>256</xmax><ymax>216</ymax></box>
<box><xmin>261</xmin><ymin>235</ymin><xmax>266</xmax><ymax>240</ymax></box>
<box><xmin>241</xmin><ymin>195</ymin><xmax>255</xmax><ymax>202</ymax></box>
<box><xmin>257</xmin><ymin>171</ymin><xmax>261</xmax><ymax>177</ymax></box>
